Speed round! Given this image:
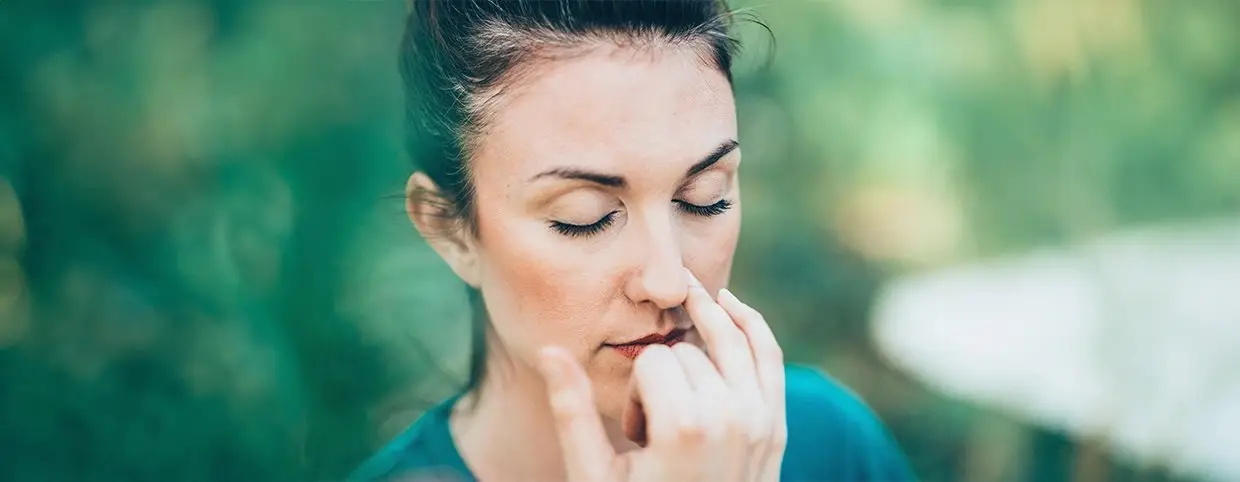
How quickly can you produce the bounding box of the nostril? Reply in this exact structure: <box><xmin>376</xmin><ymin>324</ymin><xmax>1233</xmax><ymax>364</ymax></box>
<box><xmin>668</xmin><ymin>305</ymin><xmax>692</xmax><ymax>327</ymax></box>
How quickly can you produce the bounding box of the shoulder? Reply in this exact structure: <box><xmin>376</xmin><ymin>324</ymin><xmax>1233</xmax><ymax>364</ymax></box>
<box><xmin>780</xmin><ymin>364</ymin><xmax>917</xmax><ymax>482</ymax></box>
<box><xmin>345</xmin><ymin>420</ymin><xmax>433</xmax><ymax>482</ymax></box>
<box><xmin>347</xmin><ymin>397</ymin><xmax>469</xmax><ymax>482</ymax></box>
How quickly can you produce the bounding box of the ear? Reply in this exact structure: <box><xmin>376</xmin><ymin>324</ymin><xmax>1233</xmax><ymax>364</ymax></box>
<box><xmin>406</xmin><ymin>172</ymin><xmax>482</xmax><ymax>287</ymax></box>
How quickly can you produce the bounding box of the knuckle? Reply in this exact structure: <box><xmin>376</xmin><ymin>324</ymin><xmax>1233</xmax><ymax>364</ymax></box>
<box><xmin>747</xmin><ymin>404</ymin><xmax>771</xmax><ymax>427</ymax></box>
<box><xmin>728</xmin><ymin>400</ymin><xmax>772</xmax><ymax>444</ymax></box>
<box><xmin>741</xmin><ymin>427</ymin><xmax>763</xmax><ymax>448</ymax></box>
<box><xmin>747</xmin><ymin>414</ymin><xmax>773</xmax><ymax>445</ymax></box>
<box><xmin>769</xmin><ymin>425</ymin><xmax>789</xmax><ymax>452</ymax></box>
<box><xmin>673</xmin><ymin>418</ymin><xmax>709</xmax><ymax>447</ymax></box>
<box><xmin>721</xmin><ymin>404</ymin><xmax>748</xmax><ymax>433</ymax></box>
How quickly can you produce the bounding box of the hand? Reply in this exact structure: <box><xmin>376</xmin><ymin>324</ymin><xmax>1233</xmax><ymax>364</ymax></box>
<box><xmin>536</xmin><ymin>269</ymin><xmax>787</xmax><ymax>482</ymax></box>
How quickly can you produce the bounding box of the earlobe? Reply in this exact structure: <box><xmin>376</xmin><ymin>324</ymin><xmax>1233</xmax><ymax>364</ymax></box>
<box><xmin>405</xmin><ymin>172</ymin><xmax>482</xmax><ymax>287</ymax></box>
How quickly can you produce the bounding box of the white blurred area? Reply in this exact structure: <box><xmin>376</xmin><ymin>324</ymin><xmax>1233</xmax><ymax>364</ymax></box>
<box><xmin>872</xmin><ymin>217</ymin><xmax>1240</xmax><ymax>482</ymax></box>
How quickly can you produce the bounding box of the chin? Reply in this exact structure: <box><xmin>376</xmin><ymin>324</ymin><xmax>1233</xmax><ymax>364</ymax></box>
<box><xmin>589</xmin><ymin>377</ymin><xmax>632</xmax><ymax>422</ymax></box>
<box><xmin>587</xmin><ymin>334</ymin><xmax>709</xmax><ymax>410</ymax></box>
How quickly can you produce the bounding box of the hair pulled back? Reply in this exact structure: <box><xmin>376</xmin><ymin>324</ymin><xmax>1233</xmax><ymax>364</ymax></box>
<box><xmin>399</xmin><ymin>0</ymin><xmax>742</xmax><ymax>392</ymax></box>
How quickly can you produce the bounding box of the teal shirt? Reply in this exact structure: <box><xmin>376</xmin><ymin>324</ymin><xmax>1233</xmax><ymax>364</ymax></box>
<box><xmin>350</xmin><ymin>365</ymin><xmax>916</xmax><ymax>482</ymax></box>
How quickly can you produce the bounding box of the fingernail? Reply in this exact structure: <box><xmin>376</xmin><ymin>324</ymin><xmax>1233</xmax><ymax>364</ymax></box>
<box><xmin>719</xmin><ymin>287</ymin><xmax>738</xmax><ymax>304</ymax></box>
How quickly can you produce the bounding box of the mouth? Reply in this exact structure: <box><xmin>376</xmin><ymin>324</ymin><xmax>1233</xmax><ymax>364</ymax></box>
<box><xmin>608</xmin><ymin>327</ymin><xmax>690</xmax><ymax>360</ymax></box>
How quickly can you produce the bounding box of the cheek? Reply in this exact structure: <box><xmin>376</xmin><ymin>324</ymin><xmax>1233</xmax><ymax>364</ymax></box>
<box><xmin>474</xmin><ymin>209</ymin><xmax>611</xmax><ymax>349</ymax></box>
<box><xmin>682</xmin><ymin>211</ymin><xmax>741</xmax><ymax>292</ymax></box>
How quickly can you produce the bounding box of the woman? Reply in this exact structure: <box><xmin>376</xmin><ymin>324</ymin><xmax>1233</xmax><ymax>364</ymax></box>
<box><xmin>351</xmin><ymin>1</ymin><xmax>915</xmax><ymax>481</ymax></box>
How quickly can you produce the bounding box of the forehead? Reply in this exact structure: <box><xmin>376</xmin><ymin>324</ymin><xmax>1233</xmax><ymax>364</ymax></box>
<box><xmin>470</xmin><ymin>44</ymin><xmax>738</xmax><ymax>186</ymax></box>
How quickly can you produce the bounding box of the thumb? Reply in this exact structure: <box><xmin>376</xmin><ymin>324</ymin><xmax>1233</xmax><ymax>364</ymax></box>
<box><xmin>537</xmin><ymin>346</ymin><xmax>617</xmax><ymax>482</ymax></box>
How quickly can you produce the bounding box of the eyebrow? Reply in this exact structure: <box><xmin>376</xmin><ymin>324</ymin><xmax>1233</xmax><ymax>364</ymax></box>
<box><xmin>529</xmin><ymin>139</ymin><xmax>740</xmax><ymax>188</ymax></box>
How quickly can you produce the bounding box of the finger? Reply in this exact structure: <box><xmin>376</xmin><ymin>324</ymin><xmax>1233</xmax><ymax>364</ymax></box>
<box><xmin>678</xmin><ymin>328</ymin><xmax>765</xmax><ymax>455</ymax></box>
<box><xmin>717</xmin><ymin>288</ymin><xmax>786</xmax><ymax>417</ymax></box>
<box><xmin>670</xmin><ymin>343</ymin><xmax>727</xmax><ymax>396</ymax></box>
<box><xmin>683</xmin><ymin>268</ymin><xmax>760</xmax><ymax>394</ymax></box>
<box><xmin>670</xmin><ymin>343</ymin><xmax>737</xmax><ymax>481</ymax></box>
<box><xmin>536</xmin><ymin>346</ymin><xmax>616</xmax><ymax>482</ymax></box>
<box><xmin>630</xmin><ymin>344</ymin><xmax>699</xmax><ymax>451</ymax></box>
<box><xmin>717</xmin><ymin>289</ymin><xmax>788</xmax><ymax>482</ymax></box>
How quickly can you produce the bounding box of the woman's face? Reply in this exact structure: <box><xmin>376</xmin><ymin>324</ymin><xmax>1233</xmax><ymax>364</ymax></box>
<box><xmin>456</xmin><ymin>44</ymin><xmax>740</xmax><ymax>419</ymax></box>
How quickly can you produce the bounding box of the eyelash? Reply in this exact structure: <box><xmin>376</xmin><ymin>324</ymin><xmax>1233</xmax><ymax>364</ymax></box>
<box><xmin>550</xmin><ymin>211</ymin><xmax>618</xmax><ymax>238</ymax></box>
<box><xmin>676</xmin><ymin>198</ymin><xmax>734</xmax><ymax>217</ymax></box>
<box><xmin>549</xmin><ymin>199</ymin><xmax>734</xmax><ymax>238</ymax></box>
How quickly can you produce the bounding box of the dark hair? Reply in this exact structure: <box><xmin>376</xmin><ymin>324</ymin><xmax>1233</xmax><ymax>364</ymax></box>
<box><xmin>399</xmin><ymin>0</ymin><xmax>743</xmax><ymax>394</ymax></box>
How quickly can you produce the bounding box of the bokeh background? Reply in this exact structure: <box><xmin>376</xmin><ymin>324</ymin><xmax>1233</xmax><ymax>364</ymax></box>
<box><xmin>2</xmin><ymin>1</ymin><xmax>1238</xmax><ymax>481</ymax></box>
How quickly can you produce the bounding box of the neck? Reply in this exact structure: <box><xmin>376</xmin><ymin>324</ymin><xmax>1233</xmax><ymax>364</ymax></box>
<box><xmin>449</xmin><ymin>341</ymin><xmax>636</xmax><ymax>482</ymax></box>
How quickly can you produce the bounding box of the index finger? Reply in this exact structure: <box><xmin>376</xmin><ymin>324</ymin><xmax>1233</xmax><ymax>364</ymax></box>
<box><xmin>537</xmin><ymin>346</ymin><xmax>616</xmax><ymax>482</ymax></box>
<box><xmin>718</xmin><ymin>288</ymin><xmax>785</xmax><ymax>412</ymax></box>
<box><xmin>683</xmin><ymin>269</ymin><xmax>760</xmax><ymax>394</ymax></box>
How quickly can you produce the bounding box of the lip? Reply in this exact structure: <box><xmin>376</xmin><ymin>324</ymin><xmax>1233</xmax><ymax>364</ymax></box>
<box><xmin>609</xmin><ymin>327</ymin><xmax>689</xmax><ymax>360</ymax></box>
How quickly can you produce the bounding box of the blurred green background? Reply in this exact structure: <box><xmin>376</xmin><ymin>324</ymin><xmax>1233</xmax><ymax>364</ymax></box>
<box><xmin>2</xmin><ymin>1</ymin><xmax>1237</xmax><ymax>481</ymax></box>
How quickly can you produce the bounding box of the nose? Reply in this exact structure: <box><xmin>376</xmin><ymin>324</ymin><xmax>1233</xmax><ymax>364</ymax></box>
<box><xmin>623</xmin><ymin>211</ymin><xmax>689</xmax><ymax>310</ymax></box>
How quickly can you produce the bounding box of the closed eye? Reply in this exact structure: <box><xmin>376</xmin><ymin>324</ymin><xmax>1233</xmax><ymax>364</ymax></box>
<box><xmin>549</xmin><ymin>200</ymin><xmax>732</xmax><ymax>239</ymax></box>
<box><xmin>676</xmin><ymin>199</ymin><xmax>733</xmax><ymax>217</ymax></box>
<box><xmin>549</xmin><ymin>211</ymin><xmax>618</xmax><ymax>238</ymax></box>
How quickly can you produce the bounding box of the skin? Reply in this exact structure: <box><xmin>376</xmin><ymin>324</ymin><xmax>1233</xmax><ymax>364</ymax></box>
<box><xmin>408</xmin><ymin>42</ymin><xmax>785</xmax><ymax>482</ymax></box>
